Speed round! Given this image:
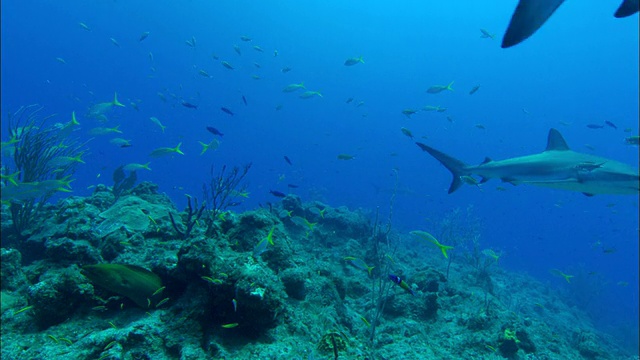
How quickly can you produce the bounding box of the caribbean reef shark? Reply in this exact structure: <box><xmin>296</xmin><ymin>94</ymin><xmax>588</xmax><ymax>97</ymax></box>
<box><xmin>502</xmin><ymin>0</ymin><xmax>639</xmax><ymax>48</ymax></box>
<box><xmin>416</xmin><ymin>129</ymin><xmax>640</xmax><ymax>196</ymax></box>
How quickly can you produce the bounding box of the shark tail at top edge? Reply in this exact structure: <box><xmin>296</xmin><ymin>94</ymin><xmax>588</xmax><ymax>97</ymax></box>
<box><xmin>416</xmin><ymin>142</ymin><xmax>469</xmax><ymax>194</ymax></box>
<box><xmin>614</xmin><ymin>0</ymin><xmax>639</xmax><ymax>17</ymax></box>
<box><xmin>501</xmin><ymin>0</ymin><xmax>566</xmax><ymax>48</ymax></box>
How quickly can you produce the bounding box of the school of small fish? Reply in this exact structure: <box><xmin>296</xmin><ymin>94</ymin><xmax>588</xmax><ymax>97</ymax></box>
<box><xmin>2</xmin><ymin>16</ymin><xmax>636</xmax><ymax>208</ymax></box>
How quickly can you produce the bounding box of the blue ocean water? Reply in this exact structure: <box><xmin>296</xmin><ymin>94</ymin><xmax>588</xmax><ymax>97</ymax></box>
<box><xmin>2</xmin><ymin>0</ymin><xmax>638</xmax><ymax>350</ymax></box>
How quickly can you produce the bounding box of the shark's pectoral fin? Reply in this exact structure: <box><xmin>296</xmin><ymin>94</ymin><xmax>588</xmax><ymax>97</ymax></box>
<box><xmin>575</xmin><ymin>173</ymin><xmax>595</xmax><ymax>184</ymax></box>
<box><xmin>480</xmin><ymin>176</ymin><xmax>490</xmax><ymax>184</ymax></box>
<box><xmin>582</xmin><ymin>192</ymin><xmax>595</xmax><ymax>197</ymax></box>
<box><xmin>501</xmin><ymin>177</ymin><xmax>518</xmax><ymax>185</ymax></box>
<box><xmin>614</xmin><ymin>0</ymin><xmax>639</xmax><ymax>17</ymax></box>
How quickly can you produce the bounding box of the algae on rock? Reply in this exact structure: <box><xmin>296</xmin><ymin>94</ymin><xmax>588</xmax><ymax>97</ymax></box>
<box><xmin>95</xmin><ymin>195</ymin><xmax>177</xmax><ymax>236</ymax></box>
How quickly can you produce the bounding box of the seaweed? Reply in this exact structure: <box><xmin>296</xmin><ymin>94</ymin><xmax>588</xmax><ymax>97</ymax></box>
<box><xmin>3</xmin><ymin>105</ymin><xmax>86</xmax><ymax>241</ymax></box>
<box><xmin>169</xmin><ymin>195</ymin><xmax>205</xmax><ymax>239</ymax></box>
<box><xmin>433</xmin><ymin>205</ymin><xmax>483</xmax><ymax>280</ymax></box>
<box><xmin>366</xmin><ymin>169</ymin><xmax>400</xmax><ymax>354</ymax></box>
<box><xmin>111</xmin><ymin>165</ymin><xmax>137</xmax><ymax>202</ymax></box>
<box><xmin>317</xmin><ymin>330</ymin><xmax>349</xmax><ymax>359</ymax></box>
<box><xmin>202</xmin><ymin>163</ymin><xmax>251</xmax><ymax>236</ymax></box>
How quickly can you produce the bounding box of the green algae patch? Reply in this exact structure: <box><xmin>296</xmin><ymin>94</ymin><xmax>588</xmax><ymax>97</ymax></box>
<box><xmin>81</xmin><ymin>264</ymin><xmax>163</xmax><ymax>308</ymax></box>
<box><xmin>1</xmin><ymin>291</ymin><xmax>22</xmax><ymax>314</ymax></box>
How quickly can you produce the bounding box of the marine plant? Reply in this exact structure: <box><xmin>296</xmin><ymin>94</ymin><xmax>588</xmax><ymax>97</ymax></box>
<box><xmin>431</xmin><ymin>205</ymin><xmax>483</xmax><ymax>279</ymax></box>
<box><xmin>366</xmin><ymin>169</ymin><xmax>400</xmax><ymax>352</ymax></box>
<box><xmin>111</xmin><ymin>165</ymin><xmax>137</xmax><ymax>202</ymax></box>
<box><xmin>202</xmin><ymin>163</ymin><xmax>252</xmax><ymax>236</ymax></box>
<box><xmin>499</xmin><ymin>327</ymin><xmax>521</xmax><ymax>357</ymax></box>
<box><xmin>560</xmin><ymin>264</ymin><xmax>607</xmax><ymax>311</ymax></box>
<box><xmin>169</xmin><ymin>195</ymin><xmax>206</xmax><ymax>239</ymax></box>
<box><xmin>2</xmin><ymin>105</ymin><xmax>85</xmax><ymax>241</ymax></box>
<box><xmin>468</xmin><ymin>246</ymin><xmax>502</xmax><ymax>295</ymax></box>
<box><xmin>504</xmin><ymin>328</ymin><xmax>520</xmax><ymax>343</ymax></box>
<box><xmin>317</xmin><ymin>330</ymin><xmax>349</xmax><ymax>359</ymax></box>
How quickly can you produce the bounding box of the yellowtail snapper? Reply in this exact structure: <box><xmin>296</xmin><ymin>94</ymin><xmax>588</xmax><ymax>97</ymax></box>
<box><xmin>426</xmin><ymin>81</ymin><xmax>454</xmax><ymax>94</ymax></box>
<box><xmin>344</xmin><ymin>257</ymin><xmax>374</xmax><ymax>276</ymax></box>
<box><xmin>344</xmin><ymin>56</ymin><xmax>364</xmax><ymax>66</ymax></box>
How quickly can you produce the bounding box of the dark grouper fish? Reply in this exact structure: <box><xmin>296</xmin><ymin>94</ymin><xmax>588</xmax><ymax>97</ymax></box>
<box><xmin>81</xmin><ymin>264</ymin><xmax>163</xmax><ymax>308</ymax></box>
<box><xmin>502</xmin><ymin>0</ymin><xmax>639</xmax><ymax>48</ymax></box>
<box><xmin>416</xmin><ymin>129</ymin><xmax>640</xmax><ymax>196</ymax></box>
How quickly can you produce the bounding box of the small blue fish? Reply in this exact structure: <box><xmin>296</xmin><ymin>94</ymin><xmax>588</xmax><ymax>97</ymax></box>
<box><xmin>181</xmin><ymin>101</ymin><xmax>198</xmax><ymax>109</ymax></box>
<box><xmin>206</xmin><ymin>126</ymin><xmax>224</xmax><ymax>137</ymax></box>
<box><xmin>139</xmin><ymin>31</ymin><xmax>150</xmax><ymax>42</ymax></box>
<box><xmin>269</xmin><ymin>190</ymin><xmax>286</xmax><ymax>198</ymax></box>
<box><xmin>389</xmin><ymin>274</ymin><xmax>414</xmax><ymax>296</ymax></box>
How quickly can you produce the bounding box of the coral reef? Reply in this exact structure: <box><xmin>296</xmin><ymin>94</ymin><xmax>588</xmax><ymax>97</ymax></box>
<box><xmin>0</xmin><ymin>182</ymin><xmax>637</xmax><ymax>360</ymax></box>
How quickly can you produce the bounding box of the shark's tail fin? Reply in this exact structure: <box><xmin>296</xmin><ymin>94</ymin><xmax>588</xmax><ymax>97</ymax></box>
<box><xmin>501</xmin><ymin>0</ymin><xmax>566</xmax><ymax>48</ymax></box>
<box><xmin>416</xmin><ymin>142</ymin><xmax>468</xmax><ymax>194</ymax></box>
<box><xmin>614</xmin><ymin>0</ymin><xmax>639</xmax><ymax>17</ymax></box>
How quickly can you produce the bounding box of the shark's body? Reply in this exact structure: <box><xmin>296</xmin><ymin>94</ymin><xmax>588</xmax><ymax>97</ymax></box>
<box><xmin>502</xmin><ymin>0</ymin><xmax>639</xmax><ymax>48</ymax></box>
<box><xmin>416</xmin><ymin>129</ymin><xmax>640</xmax><ymax>196</ymax></box>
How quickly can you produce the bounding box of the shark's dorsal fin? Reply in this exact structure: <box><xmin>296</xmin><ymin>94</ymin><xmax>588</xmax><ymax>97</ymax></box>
<box><xmin>545</xmin><ymin>128</ymin><xmax>570</xmax><ymax>151</ymax></box>
<box><xmin>481</xmin><ymin>157</ymin><xmax>492</xmax><ymax>165</ymax></box>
